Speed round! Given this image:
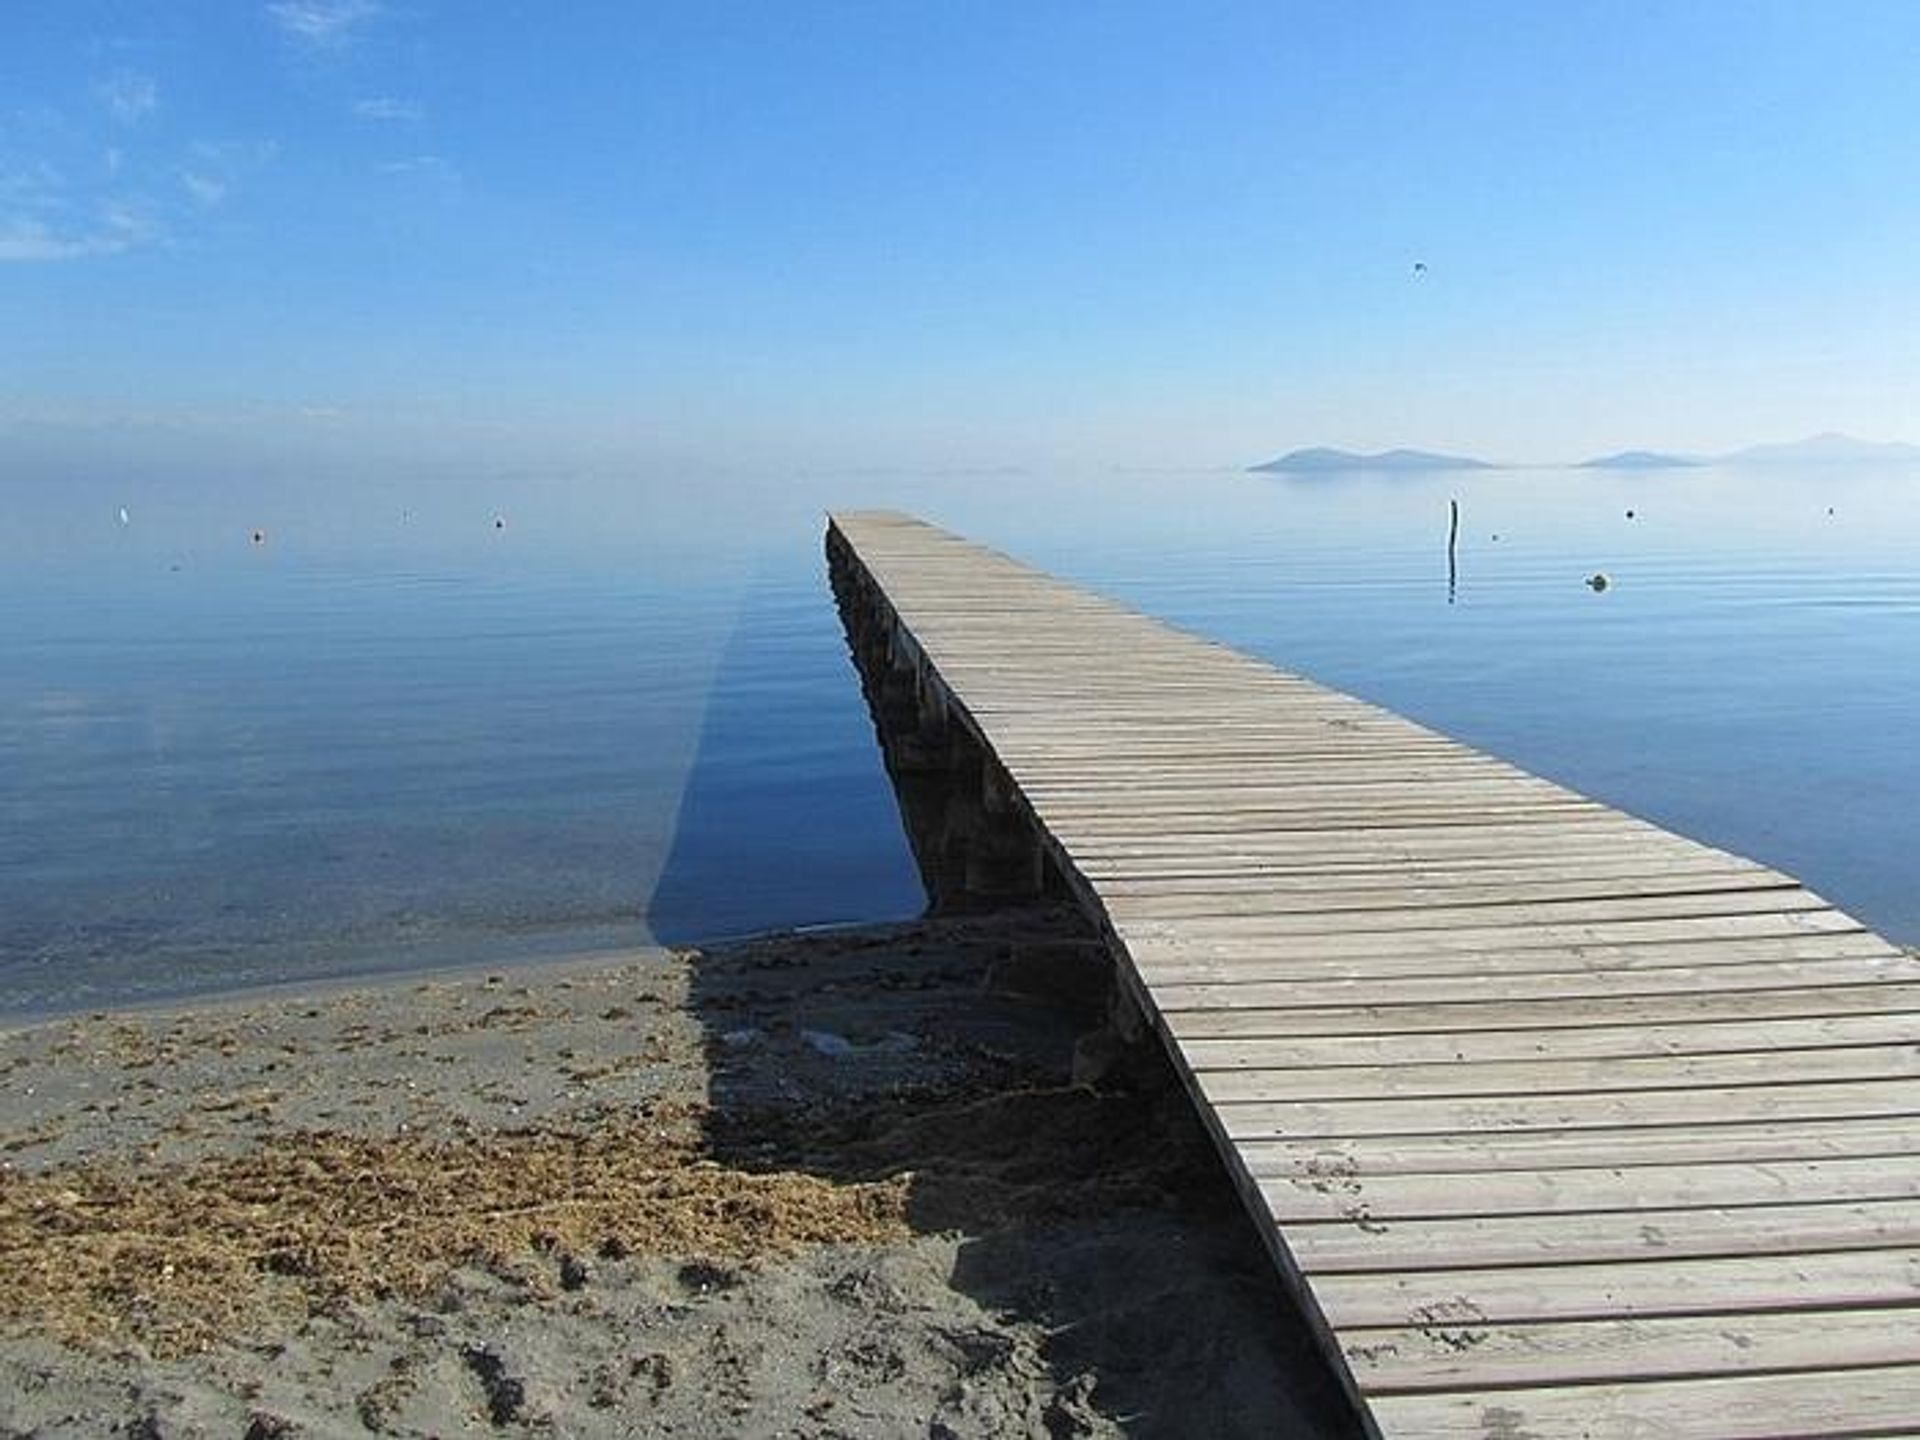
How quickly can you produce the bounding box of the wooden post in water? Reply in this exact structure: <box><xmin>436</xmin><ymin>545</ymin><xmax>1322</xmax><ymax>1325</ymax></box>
<box><xmin>1447</xmin><ymin>497</ymin><xmax>1459</xmax><ymax>605</ymax></box>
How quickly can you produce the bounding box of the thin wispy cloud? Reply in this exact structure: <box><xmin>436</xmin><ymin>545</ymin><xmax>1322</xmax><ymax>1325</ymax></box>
<box><xmin>0</xmin><ymin>160</ymin><xmax>69</xmax><ymax>205</ymax></box>
<box><xmin>0</xmin><ymin>220</ymin><xmax>106</xmax><ymax>262</ymax></box>
<box><xmin>0</xmin><ymin>208</ymin><xmax>149</xmax><ymax>263</ymax></box>
<box><xmin>266</xmin><ymin>0</ymin><xmax>383</xmax><ymax>47</ymax></box>
<box><xmin>182</xmin><ymin>172</ymin><xmax>228</xmax><ymax>206</ymax></box>
<box><xmin>96</xmin><ymin>72</ymin><xmax>158</xmax><ymax>123</ymax></box>
<box><xmin>1</xmin><ymin>154</ymin><xmax>153</xmax><ymax>262</ymax></box>
<box><xmin>377</xmin><ymin>153</ymin><xmax>448</xmax><ymax>175</ymax></box>
<box><xmin>180</xmin><ymin>138</ymin><xmax>278</xmax><ymax>207</ymax></box>
<box><xmin>353</xmin><ymin>97</ymin><xmax>423</xmax><ymax>122</ymax></box>
<box><xmin>4</xmin><ymin>110</ymin><xmax>276</xmax><ymax>258</ymax></box>
<box><xmin>373</xmin><ymin>152</ymin><xmax>462</xmax><ymax>198</ymax></box>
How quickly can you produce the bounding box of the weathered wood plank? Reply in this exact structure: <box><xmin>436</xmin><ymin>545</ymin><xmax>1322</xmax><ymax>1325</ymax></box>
<box><xmin>1202</xmin><ymin>1044</ymin><xmax>1920</xmax><ymax>1105</ymax></box>
<box><xmin>1151</xmin><ymin>957</ymin><xmax>1906</xmax><ymax>1013</ymax></box>
<box><xmin>1164</xmin><ymin>981</ymin><xmax>1920</xmax><ymax>1039</ymax></box>
<box><xmin>1285</xmin><ymin>1198</ymin><xmax>1920</xmax><ymax>1272</ymax></box>
<box><xmin>1098</xmin><ymin>870</ymin><xmax>1794</xmax><ymax>914</ymax></box>
<box><xmin>1142</xmin><ymin>941</ymin><xmax>1902</xmax><ymax>990</ymax></box>
<box><xmin>1088</xmin><ymin>864</ymin><xmax>1777</xmax><ymax>894</ymax></box>
<box><xmin>1211</xmin><ymin>1078</ymin><xmax>1920</xmax><ymax>1141</ymax></box>
<box><xmin>1122</xmin><ymin>902</ymin><xmax>1858</xmax><ymax>944</ymax></box>
<box><xmin>1365</xmin><ymin>1364</ymin><xmax>1920</xmax><ymax>1438</ymax></box>
<box><xmin>1238</xmin><ymin>1118</ymin><xmax>1920</xmax><ymax>1177</ymax></box>
<box><xmin>1144</xmin><ymin>963</ymin><xmax>1912</xmax><ymax>1021</ymax></box>
<box><xmin>1184</xmin><ymin>1012</ymin><xmax>1920</xmax><ymax>1069</ymax></box>
<box><xmin>1343</xmin><ymin>1307</ymin><xmax>1920</xmax><ymax>1392</ymax></box>
<box><xmin>1312</xmin><ymin>1248</ymin><xmax>1920</xmax><ymax>1326</ymax></box>
<box><xmin>1260</xmin><ymin>1154</ymin><xmax>1920</xmax><ymax>1222</ymax></box>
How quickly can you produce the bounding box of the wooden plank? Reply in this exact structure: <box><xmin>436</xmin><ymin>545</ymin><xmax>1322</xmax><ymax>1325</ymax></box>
<box><xmin>1120</xmin><ymin>898</ymin><xmax>1853</xmax><ymax>941</ymax></box>
<box><xmin>1074</xmin><ymin>842</ymin><xmax>1756</xmax><ymax>878</ymax></box>
<box><xmin>1183</xmin><ymin>1011</ymin><xmax>1920</xmax><ymax>1068</ymax></box>
<box><xmin>1050</xmin><ymin>802</ymin><xmax>1609</xmax><ymax>832</ymax></box>
<box><xmin>1260</xmin><ymin>1154</ymin><xmax>1920</xmax><ymax>1223</ymax></box>
<box><xmin>1312</xmin><ymin>1248</ymin><xmax>1920</xmax><ymax>1326</ymax></box>
<box><xmin>1064</xmin><ymin>819</ymin><xmax>1666</xmax><ymax>852</ymax></box>
<box><xmin>1150</xmin><ymin>957</ymin><xmax>1907</xmax><ymax>1014</ymax></box>
<box><xmin>1134</xmin><ymin>920</ymin><xmax>1880</xmax><ymax>970</ymax></box>
<box><xmin>1164</xmin><ymin>981</ymin><xmax>1920</xmax><ymax>1039</ymax></box>
<box><xmin>998</xmin><ymin>740</ymin><xmax>1492</xmax><ymax>760</ymax></box>
<box><xmin>1343</xmin><ymin>1307</ymin><xmax>1920</xmax><ymax>1392</ymax></box>
<box><xmin>1237</xmin><ymin>1118</ymin><xmax>1920</xmax><ymax>1177</ymax></box>
<box><xmin>1030</xmin><ymin>776</ymin><xmax>1587</xmax><ymax>801</ymax></box>
<box><xmin>1211</xmin><ymin>1078</ymin><xmax>1920</xmax><ymax>1141</ymax></box>
<box><xmin>1201</xmin><ymin>1044</ymin><xmax>1920</xmax><ymax>1105</ymax></box>
<box><xmin>1094</xmin><ymin>856</ymin><xmax>1778</xmax><ymax>894</ymax></box>
<box><xmin>1073</xmin><ymin>839</ymin><xmax>1768</xmax><ymax>872</ymax></box>
<box><xmin>1071</xmin><ymin>823</ymin><xmax>1730</xmax><ymax>852</ymax></box>
<box><xmin>1138</xmin><ymin>940</ymin><xmax>1903</xmax><ymax>990</ymax></box>
<box><xmin>1098</xmin><ymin>870</ymin><xmax>1793</xmax><ymax>914</ymax></box>
<box><xmin>1365</xmin><ymin>1364</ymin><xmax>1920</xmax><ymax>1439</ymax></box>
<box><xmin>1285</xmin><ymin>1198</ymin><xmax>1920</xmax><ymax>1272</ymax></box>
<box><xmin>1086</xmin><ymin>861</ymin><xmax>1775</xmax><ymax>891</ymax></box>
<box><xmin>1035</xmin><ymin>777</ymin><xmax>1590</xmax><ymax>803</ymax></box>
<box><xmin>1133</xmin><ymin>927</ymin><xmax>1873</xmax><ymax>976</ymax></box>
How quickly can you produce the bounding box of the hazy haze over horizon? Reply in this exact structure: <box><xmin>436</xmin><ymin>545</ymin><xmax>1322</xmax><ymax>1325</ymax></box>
<box><xmin>6</xmin><ymin>2</ymin><xmax>1920</xmax><ymax>477</ymax></box>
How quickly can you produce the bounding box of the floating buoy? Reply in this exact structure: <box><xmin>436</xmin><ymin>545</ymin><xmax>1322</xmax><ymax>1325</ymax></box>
<box><xmin>118</xmin><ymin>507</ymin><xmax>130</xmax><ymax>525</ymax></box>
<box><xmin>1587</xmin><ymin>572</ymin><xmax>1610</xmax><ymax>592</ymax></box>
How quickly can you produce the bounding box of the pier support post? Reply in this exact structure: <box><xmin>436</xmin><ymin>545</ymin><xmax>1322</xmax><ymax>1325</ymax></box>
<box><xmin>829</xmin><ymin>530</ymin><xmax>1059</xmax><ymax>914</ymax></box>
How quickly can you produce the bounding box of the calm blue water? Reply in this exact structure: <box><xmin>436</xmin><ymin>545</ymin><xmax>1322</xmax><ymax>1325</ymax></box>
<box><xmin>3</xmin><ymin>463</ymin><xmax>1916</xmax><ymax>1015</ymax></box>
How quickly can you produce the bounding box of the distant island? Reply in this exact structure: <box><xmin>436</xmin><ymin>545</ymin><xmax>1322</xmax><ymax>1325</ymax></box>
<box><xmin>1249</xmin><ymin>447</ymin><xmax>1496</xmax><ymax>474</ymax></box>
<box><xmin>1722</xmin><ymin>432</ymin><xmax>1920</xmax><ymax>465</ymax></box>
<box><xmin>1250</xmin><ymin>432</ymin><xmax>1920</xmax><ymax>474</ymax></box>
<box><xmin>1578</xmin><ymin>450</ymin><xmax>1704</xmax><ymax>470</ymax></box>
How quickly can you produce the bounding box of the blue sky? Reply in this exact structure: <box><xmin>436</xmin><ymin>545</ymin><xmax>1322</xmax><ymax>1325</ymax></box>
<box><xmin>5</xmin><ymin>1</ymin><xmax>1920</xmax><ymax>472</ymax></box>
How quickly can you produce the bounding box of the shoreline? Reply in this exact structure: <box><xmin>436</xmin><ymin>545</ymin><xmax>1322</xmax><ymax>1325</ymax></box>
<box><xmin>1</xmin><ymin>909</ymin><xmax>942</xmax><ymax>1032</ymax></box>
<box><xmin>0</xmin><ymin>919</ymin><xmax>666</xmax><ymax>1031</ymax></box>
<box><xmin>0</xmin><ymin>941</ymin><xmax>656</xmax><ymax>1035</ymax></box>
<box><xmin>1</xmin><ymin>906</ymin><xmax>1357</xmax><ymax>1438</ymax></box>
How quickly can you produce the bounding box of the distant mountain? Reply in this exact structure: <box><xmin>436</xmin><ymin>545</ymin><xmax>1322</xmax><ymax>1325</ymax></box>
<box><xmin>1723</xmin><ymin>432</ymin><xmax>1920</xmax><ymax>465</ymax></box>
<box><xmin>1250</xmin><ymin>447</ymin><xmax>1495</xmax><ymax>474</ymax></box>
<box><xmin>1578</xmin><ymin>450</ymin><xmax>1705</xmax><ymax>470</ymax></box>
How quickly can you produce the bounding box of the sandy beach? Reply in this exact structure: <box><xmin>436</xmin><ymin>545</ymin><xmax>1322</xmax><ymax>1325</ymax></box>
<box><xmin>0</xmin><ymin>905</ymin><xmax>1355</xmax><ymax>1438</ymax></box>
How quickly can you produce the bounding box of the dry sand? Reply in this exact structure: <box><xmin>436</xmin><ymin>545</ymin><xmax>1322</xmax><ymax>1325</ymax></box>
<box><xmin>0</xmin><ymin>906</ymin><xmax>1358</xmax><ymax>1438</ymax></box>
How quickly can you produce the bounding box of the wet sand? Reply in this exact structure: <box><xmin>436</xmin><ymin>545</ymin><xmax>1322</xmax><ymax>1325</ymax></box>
<box><xmin>0</xmin><ymin>906</ymin><xmax>1357</xmax><ymax>1438</ymax></box>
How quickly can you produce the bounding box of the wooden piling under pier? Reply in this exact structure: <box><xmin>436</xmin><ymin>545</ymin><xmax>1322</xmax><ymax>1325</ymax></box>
<box><xmin>827</xmin><ymin>510</ymin><xmax>1920</xmax><ymax>1439</ymax></box>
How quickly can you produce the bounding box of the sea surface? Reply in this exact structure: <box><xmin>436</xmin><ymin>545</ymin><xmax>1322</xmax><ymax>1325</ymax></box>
<box><xmin>4</xmin><ymin>461</ymin><xmax>1917</xmax><ymax>1016</ymax></box>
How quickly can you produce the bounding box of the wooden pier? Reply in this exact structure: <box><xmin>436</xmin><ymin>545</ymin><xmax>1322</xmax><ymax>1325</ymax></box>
<box><xmin>827</xmin><ymin>511</ymin><xmax>1920</xmax><ymax>1439</ymax></box>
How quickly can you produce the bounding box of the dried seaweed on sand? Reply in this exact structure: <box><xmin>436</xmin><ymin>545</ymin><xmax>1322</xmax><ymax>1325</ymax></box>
<box><xmin>1</xmin><ymin>1110</ymin><xmax>910</xmax><ymax>1356</ymax></box>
